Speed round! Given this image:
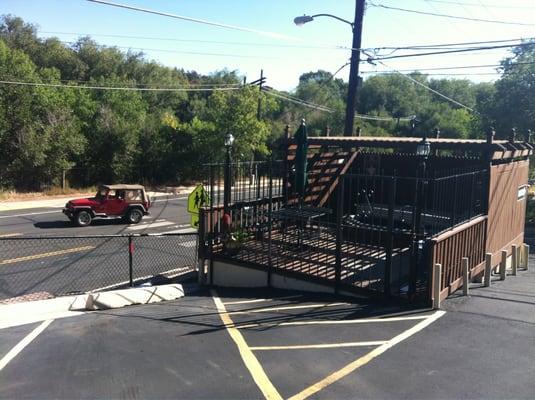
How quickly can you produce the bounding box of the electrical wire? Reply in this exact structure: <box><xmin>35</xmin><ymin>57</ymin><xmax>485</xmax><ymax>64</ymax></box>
<box><xmin>368</xmin><ymin>42</ymin><xmax>535</xmax><ymax>61</ymax></box>
<box><xmin>60</xmin><ymin>40</ymin><xmax>279</xmax><ymax>60</ymax></box>
<box><xmin>39</xmin><ymin>30</ymin><xmax>342</xmax><ymax>51</ymax></box>
<box><xmin>0</xmin><ymin>80</ymin><xmax>244</xmax><ymax>92</ymax></box>
<box><xmin>263</xmin><ymin>89</ymin><xmax>334</xmax><ymax>113</ymax></box>
<box><xmin>417</xmin><ymin>0</ymin><xmax>535</xmax><ymax>9</ymax></box>
<box><xmin>360</xmin><ymin>60</ymin><xmax>535</xmax><ymax>73</ymax></box>
<box><xmin>86</xmin><ymin>0</ymin><xmax>300</xmax><ymax>41</ymax></box>
<box><xmin>369</xmin><ymin>2</ymin><xmax>535</xmax><ymax>26</ymax></box>
<box><xmin>369</xmin><ymin>57</ymin><xmax>476</xmax><ymax>112</ymax></box>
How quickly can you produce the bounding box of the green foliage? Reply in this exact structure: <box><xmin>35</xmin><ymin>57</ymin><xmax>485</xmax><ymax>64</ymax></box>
<box><xmin>1</xmin><ymin>14</ymin><xmax>533</xmax><ymax>190</ymax></box>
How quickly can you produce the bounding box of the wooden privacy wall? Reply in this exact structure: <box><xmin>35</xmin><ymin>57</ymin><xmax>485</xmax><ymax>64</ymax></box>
<box><xmin>430</xmin><ymin>216</ymin><xmax>487</xmax><ymax>301</ymax></box>
<box><xmin>486</xmin><ymin>160</ymin><xmax>528</xmax><ymax>266</ymax></box>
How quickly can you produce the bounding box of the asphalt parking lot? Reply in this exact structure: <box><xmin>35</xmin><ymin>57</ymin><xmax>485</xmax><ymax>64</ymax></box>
<box><xmin>1</xmin><ymin>271</ymin><xmax>535</xmax><ymax>399</ymax></box>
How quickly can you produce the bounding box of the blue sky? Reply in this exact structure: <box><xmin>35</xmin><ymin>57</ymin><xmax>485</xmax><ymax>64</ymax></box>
<box><xmin>2</xmin><ymin>0</ymin><xmax>535</xmax><ymax>90</ymax></box>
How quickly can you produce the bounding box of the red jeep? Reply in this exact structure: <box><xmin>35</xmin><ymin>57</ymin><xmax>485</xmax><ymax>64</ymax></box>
<box><xmin>63</xmin><ymin>184</ymin><xmax>152</xmax><ymax>227</ymax></box>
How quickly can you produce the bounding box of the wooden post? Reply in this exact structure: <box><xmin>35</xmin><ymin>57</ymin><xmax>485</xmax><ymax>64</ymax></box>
<box><xmin>484</xmin><ymin>253</ymin><xmax>492</xmax><ymax>287</ymax></box>
<box><xmin>499</xmin><ymin>250</ymin><xmax>507</xmax><ymax>280</ymax></box>
<box><xmin>433</xmin><ymin>263</ymin><xmax>442</xmax><ymax>309</ymax></box>
<box><xmin>524</xmin><ymin>244</ymin><xmax>530</xmax><ymax>270</ymax></box>
<box><xmin>512</xmin><ymin>245</ymin><xmax>518</xmax><ymax>276</ymax></box>
<box><xmin>462</xmin><ymin>257</ymin><xmax>469</xmax><ymax>296</ymax></box>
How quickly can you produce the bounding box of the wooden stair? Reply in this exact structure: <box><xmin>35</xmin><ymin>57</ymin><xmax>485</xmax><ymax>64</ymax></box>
<box><xmin>287</xmin><ymin>144</ymin><xmax>358</xmax><ymax>207</ymax></box>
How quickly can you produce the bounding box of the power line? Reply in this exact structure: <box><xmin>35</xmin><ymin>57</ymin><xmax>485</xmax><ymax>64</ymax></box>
<box><xmin>417</xmin><ymin>0</ymin><xmax>535</xmax><ymax>9</ymax></box>
<box><xmin>263</xmin><ymin>89</ymin><xmax>334</xmax><ymax>113</ymax></box>
<box><xmin>368</xmin><ymin>41</ymin><xmax>535</xmax><ymax>61</ymax></box>
<box><xmin>359</xmin><ymin>60</ymin><xmax>535</xmax><ymax>74</ymax></box>
<box><xmin>0</xmin><ymin>80</ymin><xmax>244</xmax><ymax>92</ymax></box>
<box><xmin>264</xmin><ymin>88</ymin><xmax>415</xmax><ymax>122</ymax></box>
<box><xmin>60</xmin><ymin>40</ymin><xmax>279</xmax><ymax>60</ymax></box>
<box><xmin>369</xmin><ymin>2</ymin><xmax>535</xmax><ymax>26</ymax></box>
<box><xmin>362</xmin><ymin>49</ymin><xmax>476</xmax><ymax>112</ymax></box>
<box><xmin>39</xmin><ymin>30</ymin><xmax>341</xmax><ymax>51</ymax></box>
<box><xmin>372</xmin><ymin>37</ymin><xmax>534</xmax><ymax>50</ymax></box>
<box><xmin>86</xmin><ymin>0</ymin><xmax>300</xmax><ymax>41</ymax></box>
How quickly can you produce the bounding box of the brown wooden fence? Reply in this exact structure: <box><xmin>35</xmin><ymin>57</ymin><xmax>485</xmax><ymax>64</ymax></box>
<box><xmin>429</xmin><ymin>216</ymin><xmax>487</xmax><ymax>302</ymax></box>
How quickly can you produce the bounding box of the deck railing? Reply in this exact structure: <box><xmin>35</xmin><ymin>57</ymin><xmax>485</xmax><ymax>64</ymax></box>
<box><xmin>429</xmin><ymin>216</ymin><xmax>487</xmax><ymax>303</ymax></box>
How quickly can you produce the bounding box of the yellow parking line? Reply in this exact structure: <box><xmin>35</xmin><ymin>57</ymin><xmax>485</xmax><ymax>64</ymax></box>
<box><xmin>0</xmin><ymin>246</ymin><xmax>95</xmax><ymax>265</ymax></box>
<box><xmin>250</xmin><ymin>341</ymin><xmax>387</xmax><ymax>351</ymax></box>
<box><xmin>0</xmin><ymin>233</ymin><xmax>22</xmax><ymax>238</ymax></box>
<box><xmin>224</xmin><ymin>295</ymin><xmax>302</xmax><ymax>305</ymax></box>
<box><xmin>288</xmin><ymin>310</ymin><xmax>446</xmax><ymax>400</ymax></box>
<box><xmin>237</xmin><ymin>315</ymin><xmax>429</xmax><ymax>329</ymax></box>
<box><xmin>228</xmin><ymin>302</ymin><xmax>350</xmax><ymax>315</ymax></box>
<box><xmin>212</xmin><ymin>290</ymin><xmax>282</xmax><ymax>400</ymax></box>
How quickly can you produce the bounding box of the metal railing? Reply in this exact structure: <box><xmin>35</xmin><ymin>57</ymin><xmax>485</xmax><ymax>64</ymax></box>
<box><xmin>200</xmin><ymin>164</ymin><xmax>488</xmax><ymax>301</ymax></box>
<box><xmin>0</xmin><ymin>233</ymin><xmax>197</xmax><ymax>303</ymax></box>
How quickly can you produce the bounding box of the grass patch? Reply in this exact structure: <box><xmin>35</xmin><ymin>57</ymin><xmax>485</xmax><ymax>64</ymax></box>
<box><xmin>0</xmin><ymin>186</ymin><xmax>98</xmax><ymax>201</ymax></box>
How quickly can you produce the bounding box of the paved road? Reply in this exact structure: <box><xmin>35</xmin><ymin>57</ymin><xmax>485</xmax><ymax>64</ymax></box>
<box><xmin>0</xmin><ymin>194</ymin><xmax>191</xmax><ymax>237</ymax></box>
<box><xmin>0</xmin><ymin>195</ymin><xmax>197</xmax><ymax>301</ymax></box>
<box><xmin>1</xmin><ymin>262</ymin><xmax>534</xmax><ymax>400</ymax></box>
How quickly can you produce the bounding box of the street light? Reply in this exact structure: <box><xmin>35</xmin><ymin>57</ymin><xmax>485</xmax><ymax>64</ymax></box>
<box><xmin>223</xmin><ymin>133</ymin><xmax>234</xmax><ymax>213</ymax></box>
<box><xmin>409</xmin><ymin>133</ymin><xmax>431</xmax><ymax>300</ymax></box>
<box><xmin>293</xmin><ymin>0</ymin><xmax>366</xmax><ymax>136</ymax></box>
<box><xmin>294</xmin><ymin>14</ymin><xmax>354</xmax><ymax>29</ymax></box>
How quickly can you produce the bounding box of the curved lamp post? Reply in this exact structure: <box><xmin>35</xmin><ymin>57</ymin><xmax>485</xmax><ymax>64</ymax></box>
<box><xmin>294</xmin><ymin>0</ymin><xmax>366</xmax><ymax>136</ymax></box>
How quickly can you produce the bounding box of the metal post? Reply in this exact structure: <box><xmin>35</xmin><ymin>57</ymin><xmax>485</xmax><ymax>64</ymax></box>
<box><xmin>484</xmin><ymin>252</ymin><xmax>492</xmax><ymax>287</ymax></box>
<box><xmin>224</xmin><ymin>142</ymin><xmax>232</xmax><ymax>214</ymax></box>
<box><xmin>267</xmin><ymin>157</ymin><xmax>273</xmax><ymax>287</ymax></box>
<box><xmin>433</xmin><ymin>263</ymin><xmax>442</xmax><ymax>309</ymax></box>
<box><xmin>335</xmin><ymin>176</ymin><xmax>345</xmax><ymax>293</ymax></box>
<box><xmin>257</xmin><ymin>69</ymin><xmax>264</xmax><ymax>120</ymax></box>
<box><xmin>384</xmin><ymin>176</ymin><xmax>396</xmax><ymax>297</ymax></box>
<box><xmin>462</xmin><ymin>257</ymin><xmax>469</xmax><ymax>296</ymax></box>
<box><xmin>512</xmin><ymin>244</ymin><xmax>518</xmax><ymax>276</ymax></box>
<box><xmin>500</xmin><ymin>250</ymin><xmax>507</xmax><ymax>280</ymax></box>
<box><xmin>344</xmin><ymin>0</ymin><xmax>366</xmax><ymax>136</ymax></box>
<box><xmin>282</xmin><ymin>125</ymin><xmax>290</xmax><ymax>205</ymax></box>
<box><xmin>128</xmin><ymin>235</ymin><xmax>134</xmax><ymax>287</ymax></box>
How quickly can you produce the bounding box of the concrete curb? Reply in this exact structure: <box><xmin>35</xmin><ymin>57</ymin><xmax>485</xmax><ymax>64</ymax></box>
<box><xmin>89</xmin><ymin>284</ymin><xmax>184</xmax><ymax>310</ymax></box>
<box><xmin>0</xmin><ymin>284</ymin><xmax>185</xmax><ymax>329</ymax></box>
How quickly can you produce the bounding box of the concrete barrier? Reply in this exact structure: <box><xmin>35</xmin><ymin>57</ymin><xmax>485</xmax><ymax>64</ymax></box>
<box><xmin>89</xmin><ymin>284</ymin><xmax>184</xmax><ymax>310</ymax></box>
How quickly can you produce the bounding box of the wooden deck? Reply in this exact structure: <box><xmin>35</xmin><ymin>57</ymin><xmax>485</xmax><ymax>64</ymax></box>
<box><xmin>215</xmin><ymin>227</ymin><xmax>412</xmax><ymax>294</ymax></box>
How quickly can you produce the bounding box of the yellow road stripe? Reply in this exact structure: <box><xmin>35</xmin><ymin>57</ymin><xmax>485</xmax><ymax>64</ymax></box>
<box><xmin>0</xmin><ymin>246</ymin><xmax>95</xmax><ymax>265</ymax></box>
<box><xmin>224</xmin><ymin>295</ymin><xmax>302</xmax><ymax>305</ymax></box>
<box><xmin>250</xmin><ymin>341</ymin><xmax>387</xmax><ymax>351</ymax></box>
<box><xmin>238</xmin><ymin>315</ymin><xmax>429</xmax><ymax>329</ymax></box>
<box><xmin>288</xmin><ymin>310</ymin><xmax>446</xmax><ymax>400</ymax></box>
<box><xmin>0</xmin><ymin>233</ymin><xmax>22</xmax><ymax>238</ymax></box>
<box><xmin>228</xmin><ymin>302</ymin><xmax>350</xmax><ymax>315</ymax></box>
<box><xmin>211</xmin><ymin>290</ymin><xmax>282</xmax><ymax>400</ymax></box>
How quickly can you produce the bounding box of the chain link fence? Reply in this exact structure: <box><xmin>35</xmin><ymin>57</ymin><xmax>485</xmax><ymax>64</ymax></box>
<box><xmin>0</xmin><ymin>233</ymin><xmax>197</xmax><ymax>303</ymax></box>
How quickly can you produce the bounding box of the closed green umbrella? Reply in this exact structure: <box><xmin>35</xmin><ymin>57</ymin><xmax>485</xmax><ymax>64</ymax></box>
<box><xmin>294</xmin><ymin>119</ymin><xmax>308</xmax><ymax>205</ymax></box>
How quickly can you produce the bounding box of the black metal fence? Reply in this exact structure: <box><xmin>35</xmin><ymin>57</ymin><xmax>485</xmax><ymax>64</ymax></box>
<box><xmin>200</xmin><ymin>162</ymin><xmax>487</xmax><ymax>301</ymax></box>
<box><xmin>0</xmin><ymin>233</ymin><xmax>197</xmax><ymax>303</ymax></box>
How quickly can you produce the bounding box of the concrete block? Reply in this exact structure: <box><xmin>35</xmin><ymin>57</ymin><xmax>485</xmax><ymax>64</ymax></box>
<box><xmin>89</xmin><ymin>284</ymin><xmax>184</xmax><ymax>310</ymax></box>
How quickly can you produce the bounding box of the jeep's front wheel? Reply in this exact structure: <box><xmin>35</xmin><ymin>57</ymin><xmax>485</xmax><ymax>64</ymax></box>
<box><xmin>126</xmin><ymin>208</ymin><xmax>143</xmax><ymax>224</ymax></box>
<box><xmin>75</xmin><ymin>210</ymin><xmax>92</xmax><ymax>227</ymax></box>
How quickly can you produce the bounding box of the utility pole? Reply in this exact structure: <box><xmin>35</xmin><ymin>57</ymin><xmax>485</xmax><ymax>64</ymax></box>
<box><xmin>257</xmin><ymin>69</ymin><xmax>264</xmax><ymax>120</ymax></box>
<box><xmin>344</xmin><ymin>0</ymin><xmax>366</xmax><ymax>136</ymax></box>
